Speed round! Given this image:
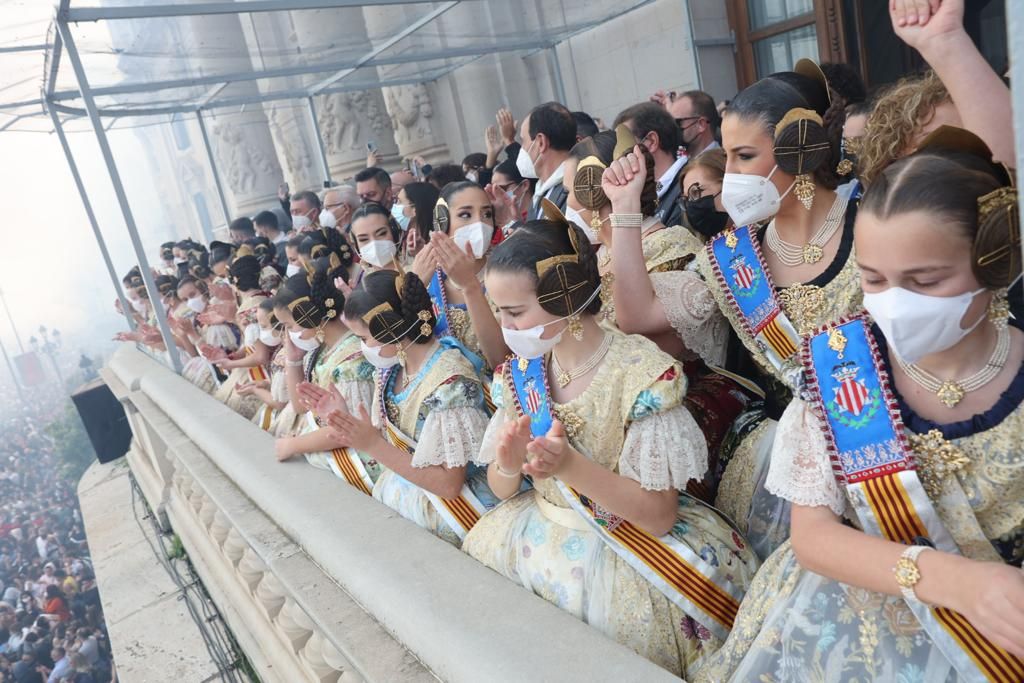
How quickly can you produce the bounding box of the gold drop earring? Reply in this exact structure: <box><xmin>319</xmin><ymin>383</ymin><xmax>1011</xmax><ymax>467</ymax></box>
<box><xmin>567</xmin><ymin>314</ymin><xmax>584</xmax><ymax>341</ymax></box>
<box><xmin>794</xmin><ymin>174</ymin><xmax>815</xmax><ymax>210</ymax></box>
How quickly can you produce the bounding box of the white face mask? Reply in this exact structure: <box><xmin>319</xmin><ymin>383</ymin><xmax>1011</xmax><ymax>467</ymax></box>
<box><xmin>391</xmin><ymin>203</ymin><xmax>411</xmax><ymax>231</ymax></box>
<box><xmin>285</xmin><ymin>263</ymin><xmax>302</xmax><ymax>277</ymax></box>
<box><xmin>259</xmin><ymin>328</ymin><xmax>281</xmax><ymax>347</ymax></box>
<box><xmin>864</xmin><ymin>286</ymin><xmax>986</xmax><ymax>364</ymax></box>
<box><xmin>501</xmin><ymin>286</ymin><xmax>602</xmax><ymax>360</ymax></box>
<box><xmin>130</xmin><ymin>298</ymin><xmax>148</xmax><ymax>314</ymax></box>
<box><xmin>360</xmin><ymin>240</ymin><xmax>397</xmax><ymax>269</ymax></box>
<box><xmin>516</xmin><ymin>140</ymin><xmax>539</xmax><ymax>180</ymax></box>
<box><xmin>564</xmin><ymin>205</ymin><xmax>602</xmax><ymax>244</ymax></box>
<box><xmin>292</xmin><ymin>214</ymin><xmax>312</xmax><ymax>231</ymax></box>
<box><xmin>289</xmin><ymin>329</ymin><xmax>321</xmax><ymax>352</ymax></box>
<box><xmin>721</xmin><ymin>165</ymin><xmax>795</xmax><ymax>227</ymax></box>
<box><xmin>186</xmin><ymin>296</ymin><xmax>206</xmax><ymax>313</ymax></box>
<box><xmin>465</xmin><ymin>171</ymin><xmax>479</xmax><ymax>184</ymax></box>
<box><xmin>360</xmin><ymin>340</ymin><xmax>402</xmax><ymax>370</ymax></box>
<box><xmin>319</xmin><ymin>209</ymin><xmax>338</xmax><ymax>230</ymax></box>
<box><xmin>452</xmin><ymin>221</ymin><xmax>494</xmax><ymax>259</ymax></box>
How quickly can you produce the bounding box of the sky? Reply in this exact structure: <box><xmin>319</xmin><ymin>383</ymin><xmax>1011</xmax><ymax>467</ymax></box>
<box><xmin>0</xmin><ymin>3</ymin><xmax>184</xmax><ymax>394</ymax></box>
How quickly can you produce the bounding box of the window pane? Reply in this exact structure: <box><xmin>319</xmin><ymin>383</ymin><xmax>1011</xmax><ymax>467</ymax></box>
<box><xmin>753</xmin><ymin>24</ymin><xmax>818</xmax><ymax>79</ymax></box>
<box><xmin>748</xmin><ymin>0</ymin><xmax>814</xmax><ymax>31</ymax></box>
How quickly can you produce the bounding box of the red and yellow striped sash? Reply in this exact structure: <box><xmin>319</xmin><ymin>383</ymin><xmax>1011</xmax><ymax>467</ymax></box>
<box><xmin>863</xmin><ymin>476</ymin><xmax>1024</xmax><ymax>682</ymax></box>
<box><xmin>331</xmin><ymin>447</ymin><xmax>372</xmax><ymax>496</ymax></box>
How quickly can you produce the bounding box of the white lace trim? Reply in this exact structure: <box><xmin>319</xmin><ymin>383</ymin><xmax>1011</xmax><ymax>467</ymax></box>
<box><xmin>335</xmin><ymin>379</ymin><xmax>374</xmax><ymax>418</ymax></box>
<box><xmin>650</xmin><ymin>270</ymin><xmax>729</xmax><ymax>367</ymax></box>
<box><xmin>765</xmin><ymin>399</ymin><xmax>847</xmax><ymax>515</ymax></box>
<box><xmin>411</xmin><ymin>406</ymin><xmax>491</xmax><ymax>468</ymax></box>
<box><xmin>618</xmin><ymin>404</ymin><xmax>707</xmax><ymax>490</ymax></box>
<box><xmin>474</xmin><ymin>409</ymin><xmax>509</xmax><ymax>465</ymax></box>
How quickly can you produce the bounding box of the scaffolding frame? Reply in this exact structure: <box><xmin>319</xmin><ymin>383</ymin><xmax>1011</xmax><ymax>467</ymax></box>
<box><xmin>23</xmin><ymin>0</ymin><xmax>660</xmax><ymax>371</ymax></box>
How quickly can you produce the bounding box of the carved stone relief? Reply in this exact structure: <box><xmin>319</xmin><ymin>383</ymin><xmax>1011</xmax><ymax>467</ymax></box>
<box><xmin>383</xmin><ymin>83</ymin><xmax>433</xmax><ymax>148</ymax></box>
<box><xmin>212</xmin><ymin>121</ymin><xmax>277</xmax><ymax>196</ymax></box>
<box><xmin>267</xmin><ymin>107</ymin><xmax>315</xmax><ymax>185</ymax></box>
<box><xmin>318</xmin><ymin>90</ymin><xmax>389</xmax><ymax>155</ymax></box>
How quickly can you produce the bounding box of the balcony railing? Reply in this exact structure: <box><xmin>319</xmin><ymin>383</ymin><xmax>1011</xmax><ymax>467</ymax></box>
<box><xmin>100</xmin><ymin>346</ymin><xmax>677</xmax><ymax>683</ymax></box>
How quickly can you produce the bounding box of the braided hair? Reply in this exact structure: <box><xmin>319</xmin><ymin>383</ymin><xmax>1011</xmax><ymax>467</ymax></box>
<box><xmin>486</xmin><ymin>219</ymin><xmax>602</xmax><ymax>318</ymax></box>
<box><xmin>274</xmin><ymin>257</ymin><xmax>347</xmax><ymax>330</ymax></box>
<box><xmin>343</xmin><ymin>270</ymin><xmax>437</xmax><ymax>346</ymax></box>
<box><xmin>228</xmin><ymin>255</ymin><xmax>262</xmax><ymax>292</ymax></box>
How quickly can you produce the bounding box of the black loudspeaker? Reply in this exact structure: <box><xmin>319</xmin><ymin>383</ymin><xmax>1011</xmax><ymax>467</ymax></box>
<box><xmin>71</xmin><ymin>378</ymin><xmax>131</xmax><ymax>464</ymax></box>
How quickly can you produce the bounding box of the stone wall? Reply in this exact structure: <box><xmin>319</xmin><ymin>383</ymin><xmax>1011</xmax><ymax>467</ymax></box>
<box><xmin>98</xmin><ymin>346</ymin><xmax>678</xmax><ymax>682</ymax></box>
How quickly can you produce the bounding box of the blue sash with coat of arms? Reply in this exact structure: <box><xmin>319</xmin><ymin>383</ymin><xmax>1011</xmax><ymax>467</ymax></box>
<box><xmin>707</xmin><ymin>226</ymin><xmax>801</xmax><ymax>379</ymax></box>
<box><xmin>427</xmin><ymin>268</ymin><xmax>451</xmax><ymax>336</ymax></box>
<box><xmin>804</xmin><ymin>316</ymin><xmax>1024</xmax><ymax>683</ymax></box>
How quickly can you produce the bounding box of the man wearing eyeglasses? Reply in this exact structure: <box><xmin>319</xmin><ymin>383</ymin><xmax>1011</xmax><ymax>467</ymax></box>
<box><xmin>651</xmin><ymin>89</ymin><xmax>721</xmax><ymax>160</ymax></box>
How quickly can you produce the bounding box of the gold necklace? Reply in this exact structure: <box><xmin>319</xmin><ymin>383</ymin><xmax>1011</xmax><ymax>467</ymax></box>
<box><xmin>895</xmin><ymin>325</ymin><xmax>1011</xmax><ymax>408</ymax></box>
<box><xmin>549</xmin><ymin>332</ymin><xmax>612</xmax><ymax>388</ymax></box>
<box><xmin>765</xmin><ymin>192</ymin><xmax>846</xmax><ymax>265</ymax></box>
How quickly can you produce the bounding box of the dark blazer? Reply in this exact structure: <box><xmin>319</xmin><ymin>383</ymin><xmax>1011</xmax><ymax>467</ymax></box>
<box><xmin>530</xmin><ymin>184</ymin><xmax>568</xmax><ymax>221</ymax></box>
<box><xmin>655</xmin><ymin>173</ymin><xmax>685</xmax><ymax>228</ymax></box>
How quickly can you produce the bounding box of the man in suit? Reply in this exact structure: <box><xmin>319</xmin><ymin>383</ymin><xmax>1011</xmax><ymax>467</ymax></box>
<box><xmin>615</xmin><ymin>102</ymin><xmax>687</xmax><ymax>228</ymax></box>
<box><xmin>516</xmin><ymin>102</ymin><xmax>577</xmax><ymax>219</ymax></box>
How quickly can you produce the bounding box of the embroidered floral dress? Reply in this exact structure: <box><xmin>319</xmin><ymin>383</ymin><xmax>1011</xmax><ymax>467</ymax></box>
<box><xmin>179</xmin><ymin>302</ymin><xmax>240</xmax><ymax>394</ymax></box>
<box><xmin>299</xmin><ymin>332</ymin><xmax>377</xmax><ymax>477</ymax></box>
<box><xmin>461</xmin><ymin>331</ymin><xmax>761</xmax><ymax>678</ymax></box>
<box><xmin>251</xmin><ymin>346</ymin><xmax>285</xmax><ymax>432</ymax></box>
<box><xmin>695</xmin><ymin>197</ymin><xmax>862</xmax><ymax>558</ymax></box>
<box><xmin>371</xmin><ymin>343</ymin><xmax>494</xmax><ymax>545</ymax></box>
<box><xmin>694</xmin><ymin>324</ymin><xmax>1024</xmax><ymax>683</ymax></box>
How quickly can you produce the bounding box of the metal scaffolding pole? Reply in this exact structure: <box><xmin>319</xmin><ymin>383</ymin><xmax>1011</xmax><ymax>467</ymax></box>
<box><xmin>0</xmin><ymin>335</ymin><xmax>24</xmax><ymax>404</ymax></box>
<box><xmin>48</xmin><ymin>107</ymin><xmax>137</xmax><ymax>333</ymax></box>
<box><xmin>55</xmin><ymin>20</ymin><xmax>184</xmax><ymax>373</ymax></box>
<box><xmin>1010</xmin><ymin>1</ymin><xmax>1024</xmax><ymax>271</ymax></box>
<box><xmin>306</xmin><ymin>96</ymin><xmax>332</xmax><ymax>186</ymax></box>
<box><xmin>548</xmin><ymin>46</ymin><xmax>568</xmax><ymax>106</ymax></box>
<box><xmin>196</xmin><ymin>110</ymin><xmax>230</xmax><ymax>239</ymax></box>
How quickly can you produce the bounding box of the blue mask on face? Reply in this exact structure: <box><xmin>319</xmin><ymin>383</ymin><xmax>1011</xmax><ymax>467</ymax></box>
<box><xmin>391</xmin><ymin>203</ymin><xmax>411</xmax><ymax>231</ymax></box>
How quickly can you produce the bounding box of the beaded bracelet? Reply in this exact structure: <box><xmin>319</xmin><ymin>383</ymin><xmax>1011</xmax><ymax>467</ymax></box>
<box><xmin>610</xmin><ymin>213</ymin><xmax>643</xmax><ymax>229</ymax></box>
<box><xmin>493</xmin><ymin>462</ymin><xmax>522</xmax><ymax>478</ymax></box>
<box><xmin>285</xmin><ymin>359</ymin><xmax>304</xmax><ymax>368</ymax></box>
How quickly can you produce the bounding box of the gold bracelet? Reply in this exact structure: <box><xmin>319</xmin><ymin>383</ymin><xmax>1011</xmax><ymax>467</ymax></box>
<box><xmin>610</xmin><ymin>213</ymin><xmax>643</xmax><ymax>229</ymax></box>
<box><xmin>493</xmin><ymin>462</ymin><xmax>522</xmax><ymax>478</ymax></box>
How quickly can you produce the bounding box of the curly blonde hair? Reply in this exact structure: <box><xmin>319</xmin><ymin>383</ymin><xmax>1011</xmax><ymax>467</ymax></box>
<box><xmin>858</xmin><ymin>70</ymin><xmax>951</xmax><ymax>186</ymax></box>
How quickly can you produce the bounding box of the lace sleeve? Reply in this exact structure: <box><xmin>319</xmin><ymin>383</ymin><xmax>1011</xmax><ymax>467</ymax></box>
<box><xmin>650</xmin><ymin>270</ymin><xmax>729</xmax><ymax>367</ymax></box>
<box><xmin>765</xmin><ymin>399</ymin><xmax>847</xmax><ymax>515</ymax></box>
<box><xmin>335</xmin><ymin>379</ymin><xmax>374</xmax><ymax>417</ymax></box>
<box><xmin>618</xmin><ymin>404</ymin><xmax>708</xmax><ymax>490</ymax></box>
<box><xmin>474</xmin><ymin>407</ymin><xmax>512</xmax><ymax>466</ymax></box>
<box><xmin>411</xmin><ymin>406</ymin><xmax>492</xmax><ymax>468</ymax></box>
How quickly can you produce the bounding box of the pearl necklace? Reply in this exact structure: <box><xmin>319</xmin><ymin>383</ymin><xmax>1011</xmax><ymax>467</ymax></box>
<box><xmin>550</xmin><ymin>331</ymin><xmax>612</xmax><ymax>388</ymax></box>
<box><xmin>895</xmin><ymin>325</ymin><xmax>1011</xmax><ymax>408</ymax></box>
<box><xmin>765</xmin><ymin>192</ymin><xmax>847</xmax><ymax>266</ymax></box>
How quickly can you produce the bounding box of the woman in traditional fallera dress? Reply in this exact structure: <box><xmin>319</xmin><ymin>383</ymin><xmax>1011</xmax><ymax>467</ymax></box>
<box><xmin>271</xmin><ymin>246</ymin><xmax>377</xmax><ymax>479</ymax></box>
<box><xmin>460</xmin><ymin>218</ymin><xmax>760</xmax><ymax>678</ymax></box>
<box><xmin>673</xmin><ymin>59</ymin><xmax>865</xmax><ymax>560</ymax></box>
<box><xmin>324</xmin><ymin>269</ymin><xmax>494</xmax><ymax>545</ymax></box>
<box><xmin>695</xmin><ymin>132</ymin><xmax>1024</xmax><ymax>682</ymax></box>
<box><xmin>411</xmin><ymin>181</ymin><xmax>509</xmax><ymax>371</ymax></box>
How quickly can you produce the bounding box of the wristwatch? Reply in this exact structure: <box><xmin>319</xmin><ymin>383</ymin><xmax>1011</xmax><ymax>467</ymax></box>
<box><xmin>893</xmin><ymin>545</ymin><xmax>932</xmax><ymax>602</ymax></box>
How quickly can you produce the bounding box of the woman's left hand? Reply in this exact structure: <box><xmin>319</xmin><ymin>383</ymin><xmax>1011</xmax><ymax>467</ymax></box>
<box><xmin>327</xmin><ymin>406</ymin><xmax>382</xmax><ymax>452</ymax></box>
<box><xmin>410</xmin><ymin>242</ymin><xmax>438</xmax><ymax>283</ymax></box>
<box><xmin>891</xmin><ymin>0</ymin><xmax>964</xmax><ymax>53</ymax></box>
<box><xmin>431</xmin><ymin>232</ymin><xmax>479</xmax><ymax>291</ymax></box>
<box><xmin>602</xmin><ymin>145</ymin><xmax>647</xmax><ymax>214</ymax></box>
<box><xmin>522</xmin><ymin>420</ymin><xmax>576</xmax><ymax>480</ymax></box>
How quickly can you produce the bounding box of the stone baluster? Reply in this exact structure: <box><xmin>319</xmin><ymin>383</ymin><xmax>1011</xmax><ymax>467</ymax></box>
<box><xmin>222</xmin><ymin>527</ymin><xmax>247</xmax><ymax>568</ymax></box>
<box><xmin>237</xmin><ymin>547</ymin><xmax>267</xmax><ymax>593</ymax></box>
<box><xmin>300</xmin><ymin>630</ymin><xmax>342</xmax><ymax>683</ymax></box>
<box><xmin>274</xmin><ymin>597</ymin><xmax>315</xmax><ymax>653</ymax></box>
<box><xmin>254</xmin><ymin>570</ymin><xmax>287</xmax><ymax>620</ymax></box>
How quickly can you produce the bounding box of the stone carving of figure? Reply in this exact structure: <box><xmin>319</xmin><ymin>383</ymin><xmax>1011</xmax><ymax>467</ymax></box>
<box><xmin>319</xmin><ymin>93</ymin><xmax>359</xmax><ymax>155</ymax></box>
<box><xmin>384</xmin><ymin>84</ymin><xmax>433</xmax><ymax>148</ymax></box>
<box><xmin>267</xmin><ymin>107</ymin><xmax>314</xmax><ymax>181</ymax></box>
<box><xmin>213</xmin><ymin>121</ymin><xmax>275</xmax><ymax>195</ymax></box>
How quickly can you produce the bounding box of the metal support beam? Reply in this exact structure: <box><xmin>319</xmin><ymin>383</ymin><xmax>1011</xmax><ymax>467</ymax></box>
<box><xmin>55</xmin><ymin>19</ymin><xmax>183</xmax><ymax>373</ymax></box>
<box><xmin>684</xmin><ymin>0</ymin><xmax>703</xmax><ymax>91</ymax></box>
<box><xmin>0</xmin><ymin>334</ymin><xmax>25</xmax><ymax>405</ymax></box>
<box><xmin>65</xmin><ymin>0</ymin><xmax>480</xmax><ymax>22</ymax></box>
<box><xmin>195</xmin><ymin>110</ymin><xmax>230</xmax><ymax>238</ymax></box>
<box><xmin>306</xmin><ymin>97</ymin><xmax>332</xmax><ymax>186</ymax></box>
<box><xmin>48</xmin><ymin>107</ymin><xmax>136</xmax><ymax>334</ymax></box>
<box><xmin>0</xmin><ymin>45</ymin><xmax>48</xmax><ymax>54</ymax></box>
<box><xmin>1010</xmin><ymin>1</ymin><xmax>1024</xmax><ymax>273</ymax></box>
<box><xmin>48</xmin><ymin>38</ymin><xmax>550</xmax><ymax>104</ymax></box>
<box><xmin>548</xmin><ymin>47</ymin><xmax>567</xmax><ymax>105</ymax></box>
<box><xmin>308</xmin><ymin>1</ymin><xmax>459</xmax><ymax>94</ymax></box>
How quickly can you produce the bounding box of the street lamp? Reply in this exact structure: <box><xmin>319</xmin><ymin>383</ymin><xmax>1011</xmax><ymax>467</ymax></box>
<box><xmin>31</xmin><ymin>326</ymin><xmax>64</xmax><ymax>387</ymax></box>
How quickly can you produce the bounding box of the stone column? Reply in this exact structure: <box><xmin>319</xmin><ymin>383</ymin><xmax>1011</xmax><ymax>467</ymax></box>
<box><xmin>181</xmin><ymin>11</ymin><xmax>284</xmax><ymax>217</ymax></box>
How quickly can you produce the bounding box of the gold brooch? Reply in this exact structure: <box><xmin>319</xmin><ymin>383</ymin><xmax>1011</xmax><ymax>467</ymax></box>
<box><xmin>908</xmin><ymin>429</ymin><xmax>971</xmax><ymax>499</ymax></box>
<box><xmin>517</xmin><ymin>356</ymin><xmax>529</xmax><ymax>372</ymax></box>
<box><xmin>725</xmin><ymin>230</ymin><xmax>738</xmax><ymax>250</ymax></box>
<box><xmin>828</xmin><ymin>328</ymin><xmax>848</xmax><ymax>358</ymax></box>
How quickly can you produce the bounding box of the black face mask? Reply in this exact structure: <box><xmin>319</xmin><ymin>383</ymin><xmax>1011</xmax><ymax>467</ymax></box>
<box><xmin>683</xmin><ymin>194</ymin><xmax>729</xmax><ymax>238</ymax></box>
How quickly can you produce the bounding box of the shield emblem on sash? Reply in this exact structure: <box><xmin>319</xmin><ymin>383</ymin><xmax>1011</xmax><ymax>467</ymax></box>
<box><xmin>526</xmin><ymin>387</ymin><xmax>541</xmax><ymax>414</ymax></box>
<box><xmin>833</xmin><ymin>363</ymin><xmax>871</xmax><ymax>417</ymax></box>
<box><xmin>729</xmin><ymin>254</ymin><xmax>757</xmax><ymax>291</ymax></box>
<box><xmin>431</xmin><ymin>299</ymin><xmax>442</xmax><ymax>318</ymax></box>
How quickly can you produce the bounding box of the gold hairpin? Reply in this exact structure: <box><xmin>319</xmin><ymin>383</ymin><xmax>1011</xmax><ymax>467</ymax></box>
<box><xmin>612</xmin><ymin>124</ymin><xmax>637</xmax><ymax>160</ymax></box>
<box><xmin>536</xmin><ymin>255</ymin><xmax>576</xmax><ymax>278</ymax></box>
<box><xmin>978</xmin><ymin>186</ymin><xmax>1017</xmax><ymax>224</ymax></box>
<box><xmin>361</xmin><ymin>302</ymin><xmax>393</xmax><ymax>324</ymax></box>
<box><xmin>287</xmin><ymin>296</ymin><xmax>311</xmax><ymax>312</ymax></box>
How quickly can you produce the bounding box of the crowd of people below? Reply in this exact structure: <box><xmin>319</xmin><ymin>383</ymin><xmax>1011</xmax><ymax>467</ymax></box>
<box><xmin>112</xmin><ymin>1</ymin><xmax>1023</xmax><ymax>680</ymax></box>
<box><xmin>0</xmin><ymin>392</ymin><xmax>113</xmax><ymax>683</ymax></box>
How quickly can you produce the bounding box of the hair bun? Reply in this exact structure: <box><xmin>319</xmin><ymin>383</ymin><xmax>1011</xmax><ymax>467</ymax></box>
<box><xmin>974</xmin><ymin>186</ymin><xmax>1022</xmax><ymax>288</ymax></box>
<box><xmin>433</xmin><ymin>199</ymin><xmax>451</xmax><ymax>233</ymax></box>
<box><xmin>573</xmin><ymin>162</ymin><xmax>607</xmax><ymax>213</ymax></box>
<box><xmin>773</xmin><ymin>107</ymin><xmax>831</xmax><ymax>177</ymax></box>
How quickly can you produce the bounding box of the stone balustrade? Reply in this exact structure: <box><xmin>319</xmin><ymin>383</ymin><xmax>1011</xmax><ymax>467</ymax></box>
<box><xmin>100</xmin><ymin>346</ymin><xmax>677</xmax><ymax>683</ymax></box>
